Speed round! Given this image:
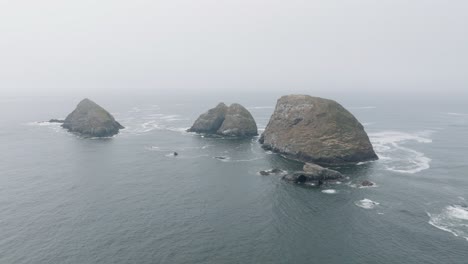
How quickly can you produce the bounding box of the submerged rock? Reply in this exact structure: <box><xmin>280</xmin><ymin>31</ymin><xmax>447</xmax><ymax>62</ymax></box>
<box><xmin>361</xmin><ymin>180</ymin><xmax>375</xmax><ymax>187</ymax></box>
<box><xmin>282</xmin><ymin>163</ymin><xmax>343</xmax><ymax>184</ymax></box>
<box><xmin>49</xmin><ymin>119</ymin><xmax>64</xmax><ymax>123</ymax></box>
<box><xmin>61</xmin><ymin>98</ymin><xmax>124</xmax><ymax>137</ymax></box>
<box><xmin>259</xmin><ymin>168</ymin><xmax>284</xmax><ymax>176</ymax></box>
<box><xmin>260</xmin><ymin>95</ymin><xmax>378</xmax><ymax>165</ymax></box>
<box><xmin>188</xmin><ymin>103</ymin><xmax>257</xmax><ymax>137</ymax></box>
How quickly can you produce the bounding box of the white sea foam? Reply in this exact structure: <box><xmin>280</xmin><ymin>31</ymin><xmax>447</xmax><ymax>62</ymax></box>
<box><xmin>446</xmin><ymin>112</ymin><xmax>468</xmax><ymax>116</ymax></box>
<box><xmin>369</xmin><ymin>131</ymin><xmax>433</xmax><ymax>174</ymax></box>
<box><xmin>26</xmin><ymin>121</ymin><xmax>67</xmax><ymax>134</ymax></box>
<box><xmin>355</xmin><ymin>199</ymin><xmax>380</xmax><ymax>209</ymax></box>
<box><xmin>428</xmin><ymin>205</ymin><xmax>468</xmax><ymax>241</ymax></box>
<box><xmin>27</xmin><ymin>121</ymin><xmax>61</xmax><ymax>127</ymax></box>
<box><xmin>116</xmin><ymin>105</ymin><xmax>189</xmax><ymax>135</ymax></box>
<box><xmin>322</xmin><ymin>189</ymin><xmax>337</xmax><ymax>194</ymax></box>
<box><xmin>357</xmin><ymin>161</ymin><xmax>374</xmax><ymax>166</ymax></box>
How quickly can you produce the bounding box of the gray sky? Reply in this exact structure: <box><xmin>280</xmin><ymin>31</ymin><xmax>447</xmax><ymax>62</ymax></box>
<box><xmin>1</xmin><ymin>0</ymin><xmax>467</xmax><ymax>97</ymax></box>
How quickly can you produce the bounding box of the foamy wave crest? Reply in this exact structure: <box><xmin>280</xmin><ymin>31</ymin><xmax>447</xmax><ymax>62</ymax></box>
<box><xmin>26</xmin><ymin>121</ymin><xmax>66</xmax><ymax>134</ymax></box>
<box><xmin>27</xmin><ymin>121</ymin><xmax>61</xmax><ymax>127</ymax></box>
<box><xmin>369</xmin><ymin>131</ymin><xmax>433</xmax><ymax>174</ymax></box>
<box><xmin>428</xmin><ymin>205</ymin><xmax>468</xmax><ymax>241</ymax></box>
<box><xmin>116</xmin><ymin>105</ymin><xmax>189</xmax><ymax>135</ymax></box>
<box><xmin>322</xmin><ymin>189</ymin><xmax>337</xmax><ymax>194</ymax></box>
<box><xmin>355</xmin><ymin>199</ymin><xmax>379</xmax><ymax>209</ymax></box>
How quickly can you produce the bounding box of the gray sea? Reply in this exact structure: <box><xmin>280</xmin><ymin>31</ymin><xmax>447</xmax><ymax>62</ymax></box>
<box><xmin>1</xmin><ymin>92</ymin><xmax>467</xmax><ymax>263</ymax></box>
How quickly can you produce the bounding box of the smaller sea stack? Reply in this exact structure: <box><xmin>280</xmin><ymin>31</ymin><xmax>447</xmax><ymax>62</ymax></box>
<box><xmin>188</xmin><ymin>103</ymin><xmax>258</xmax><ymax>138</ymax></box>
<box><xmin>61</xmin><ymin>98</ymin><xmax>124</xmax><ymax>137</ymax></box>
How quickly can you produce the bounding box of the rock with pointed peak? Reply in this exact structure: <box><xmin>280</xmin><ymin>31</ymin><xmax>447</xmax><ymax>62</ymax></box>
<box><xmin>61</xmin><ymin>98</ymin><xmax>124</xmax><ymax>137</ymax></box>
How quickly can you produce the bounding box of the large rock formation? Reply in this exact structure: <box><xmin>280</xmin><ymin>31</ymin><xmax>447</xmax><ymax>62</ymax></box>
<box><xmin>188</xmin><ymin>103</ymin><xmax>258</xmax><ymax>137</ymax></box>
<box><xmin>61</xmin><ymin>98</ymin><xmax>124</xmax><ymax>137</ymax></box>
<box><xmin>187</xmin><ymin>103</ymin><xmax>228</xmax><ymax>134</ymax></box>
<box><xmin>283</xmin><ymin>163</ymin><xmax>343</xmax><ymax>184</ymax></box>
<box><xmin>260</xmin><ymin>95</ymin><xmax>378</xmax><ymax>165</ymax></box>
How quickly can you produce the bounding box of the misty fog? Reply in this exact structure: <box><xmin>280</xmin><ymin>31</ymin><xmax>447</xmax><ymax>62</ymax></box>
<box><xmin>1</xmin><ymin>0</ymin><xmax>467</xmax><ymax>98</ymax></box>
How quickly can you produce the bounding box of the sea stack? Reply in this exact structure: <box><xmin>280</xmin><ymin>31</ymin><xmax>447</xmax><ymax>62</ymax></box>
<box><xmin>61</xmin><ymin>98</ymin><xmax>124</xmax><ymax>137</ymax></box>
<box><xmin>188</xmin><ymin>103</ymin><xmax>258</xmax><ymax>137</ymax></box>
<box><xmin>260</xmin><ymin>95</ymin><xmax>378</xmax><ymax>165</ymax></box>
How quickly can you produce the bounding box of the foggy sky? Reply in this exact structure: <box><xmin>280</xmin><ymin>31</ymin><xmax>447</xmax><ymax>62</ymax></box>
<box><xmin>1</xmin><ymin>0</ymin><xmax>467</xmax><ymax>97</ymax></box>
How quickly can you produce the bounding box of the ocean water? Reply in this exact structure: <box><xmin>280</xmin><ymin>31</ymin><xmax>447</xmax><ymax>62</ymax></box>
<box><xmin>1</xmin><ymin>93</ymin><xmax>468</xmax><ymax>264</ymax></box>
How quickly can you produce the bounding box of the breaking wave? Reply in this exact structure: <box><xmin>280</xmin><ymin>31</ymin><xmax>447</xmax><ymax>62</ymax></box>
<box><xmin>428</xmin><ymin>205</ymin><xmax>468</xmax><ymax>241</ymax></box>
<box><xmin>369</xmin><ymin>131</ymin><xmax>433</xmax><ymax>174</ymax></box>
<box><xmin>355</xmin><ymin>199</ymin><xmax>380</xmax><ymax>209</ymax></box>
<box><xmin>116</xmin><ymin>105</ymin><xmax>189</xmax><ymax>135</ymax></box>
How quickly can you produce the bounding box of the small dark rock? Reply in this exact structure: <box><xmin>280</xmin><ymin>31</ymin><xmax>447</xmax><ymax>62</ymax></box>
<box><xmin>361</xmin><ymin>180</ymin><xmax>374</xmax><ymax>187</ymax></box>
<box><xmin>270</xmin><ymin>168</ymin><xmax>283</xmax><ymax>174</ymax></box>
<box><xmin>49</xmin><ymin>119</ymin><xmax>65</xmax><ymax>123</ymax></box>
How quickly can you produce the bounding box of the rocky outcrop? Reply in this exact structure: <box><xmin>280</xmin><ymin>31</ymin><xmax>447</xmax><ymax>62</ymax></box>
<box><xmin>49</xmin><ymin>119</ymin><xmax>64</xmax><ymax>123</ymax></box>
<box><xmin>260</xmin><ymin>95</ymin><xmax>378</xmax><ymax>165</ymax></box>
<box><xmin>61</xmin><ymin>98</ymin><xmax>124</xmax><ymax>137</ymax></box>
<box><xmin>187</xmin><ymin>103</ymin><xmax>228</xmax><ymax>134</ymax></box>
<box><xmin>188</xmin><ymin>103</ymin><xmax>258</xmax><ymax>137</ymax></box>
<box><xmin>282</xmin><ymin>163</ymin><xmax>343</xmax><ymax>184</ymax></box>
<box><xmin>360</xmin><ymin>180</ymin><xmax>375</xmax><ymax>187</ymax></box>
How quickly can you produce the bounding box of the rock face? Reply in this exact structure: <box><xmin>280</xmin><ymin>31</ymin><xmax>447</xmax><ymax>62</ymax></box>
<box><xmin>188</xmin><ymin>103</ymin><xmax>258</xmax><ymax>137</ymax></box>
<box><xmin>187</xmin><ymin>103</ymin><xmax>228</xmax><ymax>134</ymax></box>
<box><xmin>61</xmin><ymin>98</ymin><xmax>124</xmax><ymax>137</ymax></box>
<box><xmin>260</xmin><ymin>95</ymin><xmax>378</xmax><ymax>165</ymax></box>
<box><xmin>283</xmin><ymin>163</ymin><xmax>343</xmax><ymax>184</ymax></box>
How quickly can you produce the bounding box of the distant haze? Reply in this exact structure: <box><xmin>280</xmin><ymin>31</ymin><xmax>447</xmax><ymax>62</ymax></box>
<box><xmin>1</xmin><ymin>0</ymin><xmax>467</xmax><ymax>97</ymax></box>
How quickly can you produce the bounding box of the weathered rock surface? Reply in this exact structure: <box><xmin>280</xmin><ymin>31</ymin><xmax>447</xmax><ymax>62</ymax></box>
<box><xmin>217</xmin><ymin>104</ymin><xmax>258</xmax><ymax>137</ymax></box>
<box><xmin>61</xmin><ymin>98</ymin><xmax>124</xmax><ymax>137</ymax></box>
<box><xmin>260</xmin><ymin>95</ymin><xmax>378</xmax><ymax>165</ymax></box>
<box><xmin>187</xmin><ymin>103</ymin><xmax>228</xmax><ymax>134</ymax></box>
<box><xmin>188</xmin><ymin>103</ymin><xmax>258</xmax><ymax>137</ymax></box>
<box><xmin>282</xmin><ymin>163</ymin><xmax>343</xmax><ymax>184</ymax></box>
